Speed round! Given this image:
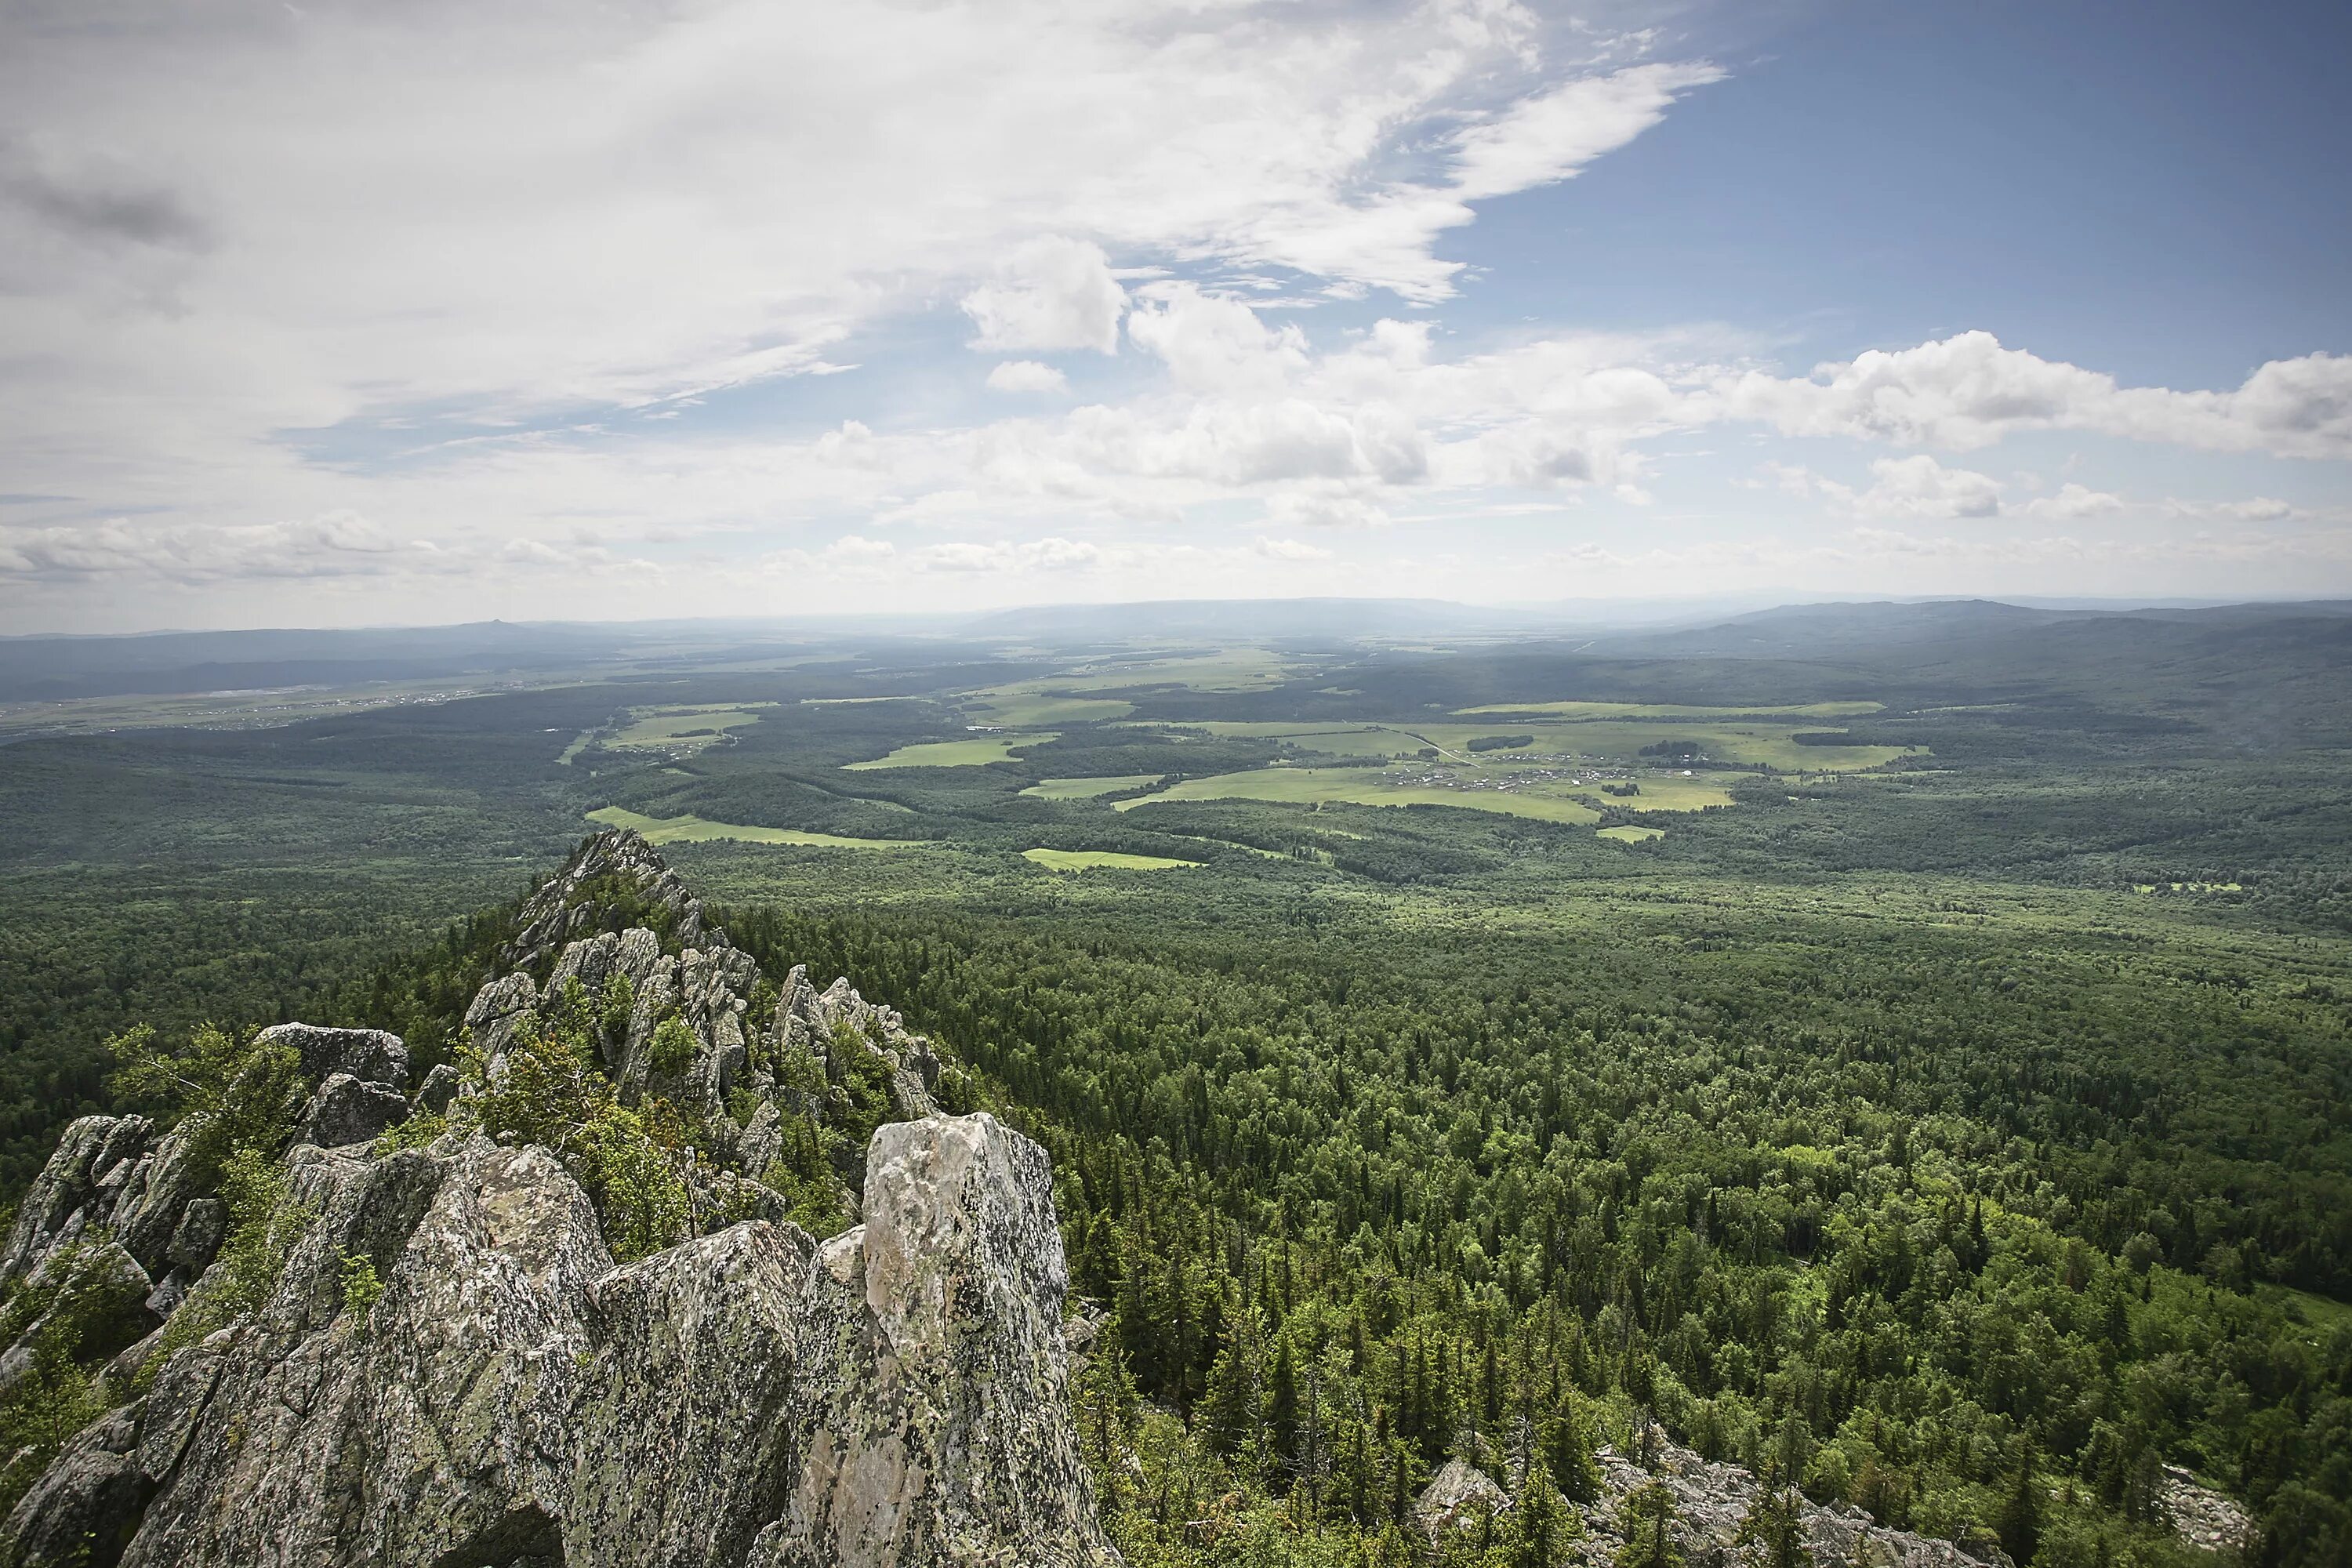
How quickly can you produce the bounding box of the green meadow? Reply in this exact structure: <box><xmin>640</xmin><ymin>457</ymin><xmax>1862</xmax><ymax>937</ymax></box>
<box><xmin>843</xmin><ymin>733</ymin><xmax>1054</xmax><ymax>769</ymax></box>
<box><xmin>585</xmin><ymin>807</ymin><xmax>924</xmax><ymax>850</ymax></box>
<box><xmin>1118</xmin><ymin>766</ymin><xmax>1602</xmax><ymax>823</ymax></box>
<box><xmin>1022</xmin><ymin>848</ymin><xmax>1200</xmax><ymax>873</ymax></box>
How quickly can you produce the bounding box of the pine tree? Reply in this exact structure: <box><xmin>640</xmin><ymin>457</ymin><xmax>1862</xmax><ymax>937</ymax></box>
<box><xmin>1734</xmin><ymin>1486</ymin><xmax>1812</xmax><ymax>1568</ymax></box>
<box><xmin>1268</xmin><ymin>1336</ymin><xmax>1301</xmax><ymax>1479</ymax></box>
<box><xmin>1508</xmin><ymin>1462</ymin><xmax>1564</xmax><ymax>1568</ymax></box>
<box><xmin>1996</xmin><ymin>1442</ymin><xmax>2042</xmax><ymax>1566</ymax></box>
<box><xmin>1613</xmin><ymin>1481</ymin><xmax>1685</xmax><ymax>1568</ymax></box>
<box><xmin>1542</xmin><ymin>1405</ymin><xmax>1603</xmax><ymax>1504</ymax></box>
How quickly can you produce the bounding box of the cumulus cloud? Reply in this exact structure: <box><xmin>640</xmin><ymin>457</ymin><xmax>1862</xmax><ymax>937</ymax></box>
<box><xmin>963</xmin><ymin>238</ymin><xmax>1125</xmax><ymax>355</ymax></box>
<box><xmin>1768</xmin><ymin>457</ymin><xmax>2111</xmax><ymax>522</ymax></box>
<box><xmin>2018</xmin><ymin>482</ymin><xmax>2125</xmax><ymax>521</ymax></box>
<box><xmin>985</xmin><ymin>360</ymin><xmax>1069</xmax><ymax>394</ymax></box>
<box><xmin>1719</xmin><ymin>332</ymin><xmax>2352</xmax><ymax>458</ymax></box>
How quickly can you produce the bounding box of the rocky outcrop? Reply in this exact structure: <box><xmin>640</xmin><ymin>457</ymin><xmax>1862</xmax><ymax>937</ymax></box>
<box><xmin>2158</xmin><ymin>1464</ymin><xmax>2255</xmax><ymax>1555</ymax></box>
<box><xmin>1571</xmin><ymin>1439</ymin><xmax>2010</xmax><ymax>1567</ymax></box>
<box><xmin>1415</xmin><ymin>1457</ymin><xmax>1510</xmax><ymax>1540</ymax></box>
<box><xmin>5</xmin><ymin>1113</ymin><xmax>1109</xmax><ymax>1568</ymax></box>
<box><xmin>505</xmin><ymin>828</ymin><xmax>720</xmax><ymax>974</ymax></box>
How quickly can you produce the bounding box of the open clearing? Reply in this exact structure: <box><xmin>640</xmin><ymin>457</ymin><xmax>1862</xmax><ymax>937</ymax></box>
<box><xmin>586</xmin><ymin>807</ymin><xmax>924</xmax><ymax>849</ymax></box>
<box><xmin>1152</xmin><ymin>719</ymin><xmax>1912</xmax><ymax>772</ymax></box>
<box><xmin>1118</xmin><ymin>767</ymin><xmax>1601</xmax><ymax>823</ymax></box>
<box><xmin>1022</xmin><ymin>848</ymin><xmax>1200</xmax><ymax>873</ymax></box>
<box><xmin>960</xmin><ymin>686</ymin><xmax>1136</xmax><ymax>726</ymax></box>
<box><xmin>1598</xmin><ymin>825</ymin><xmax>1666</xmax><ymax>844</ymax></box>
<box><xmin>604</xmin><ymin>704</ymin><xmax>773</xmax><ymax>754</ymax></box>
<box><xmin>1483</xmin><ymin>768</ymin><xmax>1737</xmax><ymax>811</ymax></box>
<box><xmin>844</xmin><ymin>734</ymin><xmax>1055</xmax><ymax>770</ymax></box>
<box><xmin>1020</xmin><ymin>775</ymin><xmax>1161</xmax><ymax>800</ymax></box>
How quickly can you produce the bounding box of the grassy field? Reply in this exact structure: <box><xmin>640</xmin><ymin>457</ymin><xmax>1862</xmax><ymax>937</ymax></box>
<box><xmin>842</xmin><ymin>734</ymin><xmax>1055</xmax><ymax>770</ymax></box>
<box><xmin>1597</xmin><ymin>825</ymin><xmax>1666</xmax><ymax>844</ymax></box>
<box><xmin>1118</xmin><ymin>766</ymin><xmax>1602</xmax><ymax>823</ymax></box>
<box><xmin>585</xmin><ymin>807</ymin><xmax>924</xmax><ymax>850</ymax></box>
<box><xmin>1019</xmin><ymin>775</ymin><xmax>1163</xmax><ymax>800</ymax></box>
<box><xmin>604</xmin><ymin>703</ymin><xmax>773</xmax><ymax>753</ymax></box>
<box><xmin>1022</xmin><ymin>848</ymin><xmax>1200</xmax><ymax>873</ymax></box>
<box><xmin>1453</xmin><ymin>700</ymin><xmax>1885</xmax><ymax>720</ymax></box>
<box><xmin>1497</xmin><ymin>769</ymin><xmax>1737</xmax><ymax>811</ymax></box>
<box><xmin>960</xmin><ymin>687</ymin><xmax>1137</xmax><ymax>727</ymax></box>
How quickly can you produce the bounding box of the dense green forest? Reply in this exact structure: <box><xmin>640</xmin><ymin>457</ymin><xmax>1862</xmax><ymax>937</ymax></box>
<box><xmin>2</xmin><ymin>604</ymin><xmax>2347</xmax><ymax>1563</ymax></box>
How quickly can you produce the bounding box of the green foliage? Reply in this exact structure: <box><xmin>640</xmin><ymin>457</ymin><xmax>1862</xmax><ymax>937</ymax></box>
<box><xmin>648</xmin><ymin>1013</ymin><xmax>696</xmax><ymax>1076</ymax></box>
<box><xmin>374</xmin><ymin>1109</ymin><xmax>447</xmax><ymax>1154</ymax></box>
<box><xmin>575</xmin><ymin>1102</ymin><xmax>690</xmax><ymax>1261</ymax></box>
<box><xmin>458</xmin><ymin>990</ymin><xmax>701</xmax><ymax>1261</ymax></box>
<box><xmin>0</xmin><ymin>1313</ymin><xmax>103</xmax><ymax>1523</ymax></box>
<box><xmin>827</xmin><ymin>1018</ymin><xmax>900</xmax><ymax>1156</ymax></box>
<box><xmin>104</xmin><ymin>1022</ymin><xmax>302</xmax><ymax>1184</ymax></box>
<box><xmin>758</xmin><ymin>1107</ymin><xmax>851</xmax><ymax>1238</ymax></box>
<box><xmin>1613</xmin><ymin>1482</ymin><xmax>1685</xmax><ymax>1567</ymax></box>
<box><xmin>339</xmin><ymin>1253</ymin><xmax>384</xmax><ymax>1319</ymax></box>
<box><xmin>8</xmin><ymin>625</ymin><xmax>2352</xmax><ymax>1565</ymax></box>
<box><xmin>1734</xmin><ymin>1486</ymin><xmax>1812</xmax><ymax>1568</ymax></box>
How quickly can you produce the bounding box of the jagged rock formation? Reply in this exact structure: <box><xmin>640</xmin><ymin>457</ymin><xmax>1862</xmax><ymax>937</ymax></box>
<box><xmin>1414</xmin><ymin>1443</ymin><xmax>2017</xmax><ymax>1567</ymax></box>
<box><xmin>0</xmin><ymin>830</ymin><xmax>1114</xmax><ymax>1568</ymax></box>
<box><xmin>1415</xmin><ymin>1456</ymin><xmax>1511</xmax><ymax>1539</ymax></box>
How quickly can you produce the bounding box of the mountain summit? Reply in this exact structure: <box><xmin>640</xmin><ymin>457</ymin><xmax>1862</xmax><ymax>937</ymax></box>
<box><xmin>0</xmin><ymin>830</ymin><xmax>1112</xmax><ymax>1567</ymax></box>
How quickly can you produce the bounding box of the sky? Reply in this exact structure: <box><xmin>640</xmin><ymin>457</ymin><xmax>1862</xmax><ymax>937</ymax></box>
<box><xmin>2</xmin><ymin>0</ymin><xmax>2348</xmax><ymax>633</ymax></box>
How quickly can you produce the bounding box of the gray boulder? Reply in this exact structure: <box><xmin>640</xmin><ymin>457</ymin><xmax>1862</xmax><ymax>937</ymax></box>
<box><xmin>252</xmin><ymin>1023</ymin><xmax>408</xmax><ymax>1092</ymax></box>
<box><xmin>297</xmin><ymin>1073</ymin><xmax>408</xmax><ymax>1149</ymax></box>
<box><xmin>412</xmin><ymin>1062</ymin><xmax>461</xmax><ymax>1116</ymax></box>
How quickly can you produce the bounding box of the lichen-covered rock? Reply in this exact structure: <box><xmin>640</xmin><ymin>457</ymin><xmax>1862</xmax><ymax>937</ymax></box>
<box><xmin>0</xmin><ymin>1405</ymin><xmax>150</xmax><ymax>1568</ymax></box>
<box><xmin>463</xmin><ymin>969</ymin><xmax>539</xmax><ymax>1073</ymax></box>
<box><xmin>413</xmin><ymin>1062</ymin><xmax>461</xmax><ymax>1116</ymax></box>
<box><xmin>252</xmin><ymin>1024</ymin><xmax>409</xmax><ymax>1092</ymax></box>
<box><xmin>10</xmin><ymin>1116</ymin><xmax>1112</xmax><ymax>1568</ymax></box>
<box><xmin>1</xmin><ymin>1116</ymin><xmax>148</xmax><ymax>1285</ymax></box>
<box><xmin>504</xmin><ymin>828</ymin><xmax>723</xmax><ymax>975</ymax></box>
<box><xmin>297</xmin><ymin>1073</ymin><xmax>409</xmax><ymax>1149</ymax></box>
<box><xmin>757</xmin><ymin>1113</ymin><xmax>1114</xmax><ymax>1568</ymax></box>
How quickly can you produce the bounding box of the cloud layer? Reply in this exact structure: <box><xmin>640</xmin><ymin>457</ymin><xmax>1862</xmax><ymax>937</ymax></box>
<box><xmin>0</xmin><ymin>0</ymin><xmax>2344</xmax><ymax>625</ymax></box>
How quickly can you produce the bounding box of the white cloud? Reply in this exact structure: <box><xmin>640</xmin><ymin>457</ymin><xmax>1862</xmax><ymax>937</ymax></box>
<box><xmin>1449</xmin><ymin>64</ymin><xmax>1725</xmax><ymax>201</ymax></box>
<box><xmin>1853</xmin><ymin>455</ymin><xmax>2003</xmax><ymax>519</ymax></box>
<box><xmin>1769</xmin><ymin>457</ymin><xmax>2112</xmax><ymax>521</ymax></box>
<box><xmin>1254</xmin><ymin>535</ymin><xmax>1334</xmax><ymax>561</ymax></box>
<box><xmin>2018</xmin><ymin>481</ymin><xmax>2125</xmax><ymax>521</ymax></box>
<box><xmin>963</xmin><ymin>238</ymin><xmax>1126</xmax><ymax>355</ymax></box>
<box><xmin>1719</xmin><ymin>332</ymin><xmax>2352</xmax><ymax>458</ymax></box>
<box><xmin>985</xmin><ymin>360</ymin><xmax>1069</xmax><ymax>394</ymax></box>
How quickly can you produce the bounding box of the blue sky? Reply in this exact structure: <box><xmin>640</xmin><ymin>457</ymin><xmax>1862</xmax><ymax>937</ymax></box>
<box><xmin>0</xmin><ymin>0</ymin><xmax>2345</xmax><ymax>631</ymax></box>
